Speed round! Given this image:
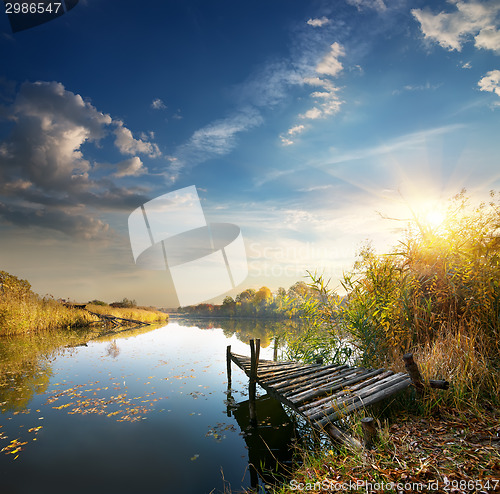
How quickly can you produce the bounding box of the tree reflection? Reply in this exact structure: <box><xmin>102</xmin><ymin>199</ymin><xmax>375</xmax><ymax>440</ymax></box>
<box><xmin>106</xmin><ymin>340</ymin><xmax>120</xmax><ymax>359</ymax></box>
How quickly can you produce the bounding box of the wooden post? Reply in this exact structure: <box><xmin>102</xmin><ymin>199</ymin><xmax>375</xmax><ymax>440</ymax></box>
<box><xmin>361</xmin><ymin>417</ymin><xmax>378</xmax><ymax>449</ymax></box>
<box><xmin>249</xmin><ymin>339</ymin><xmax>257</xmax><ymax>427</ymax></box>
<box><xmin>273</xmin><ymin>337</ymin><xmax>278</xmax><ymax>361</ymax></box>
<box><xmin>226</xmin><ymin>345</ymin><xmax>232</xmax><ymax>387</ymax></box>
<box><xmin>403</xmin><ymin>353</ymin><xmax>425</xmax><ymax>394</ymax></box>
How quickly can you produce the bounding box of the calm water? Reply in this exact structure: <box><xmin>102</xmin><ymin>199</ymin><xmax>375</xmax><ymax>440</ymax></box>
<box><xmin>0</xmin><ymin>318</ymin><xmax>304</xmax><ymax>494</ymax></box>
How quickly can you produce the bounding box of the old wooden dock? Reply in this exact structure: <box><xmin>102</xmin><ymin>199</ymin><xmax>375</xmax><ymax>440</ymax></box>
<box><xmin>227</xmin><ymin>339</ymin><xmax>418</xmax><ymax>448</ymax></box>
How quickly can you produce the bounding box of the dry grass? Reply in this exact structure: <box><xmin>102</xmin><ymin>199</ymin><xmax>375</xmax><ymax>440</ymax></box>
<box><xmin>0</xmin><ymin>291</ymin><xmax>95</xmax><ymax>336</ymax></box>
<box><xmin>86</xmin><ymin>303</ymin><xmax>168</xmax><ymax>324</ymax></box>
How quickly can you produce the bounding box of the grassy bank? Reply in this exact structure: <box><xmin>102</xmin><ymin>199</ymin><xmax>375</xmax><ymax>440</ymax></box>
<box><xmin>0</xmin><ymin>270</ymin><xmax>168</xmax><ymax>336</ymax></box>
<box><xmin>86</xmin><ymin>303</ymin><xmax>168</xmax><ymax>324</ymax></box>
<box><xmin>0</xmin><ymin>271</ymin><xmax>95</xmax><ymax>336</ymax></box>
<box><xmin>268</xmin><ymin>191</ymin><xmax>500</xmax><ymax>492</ymax></box>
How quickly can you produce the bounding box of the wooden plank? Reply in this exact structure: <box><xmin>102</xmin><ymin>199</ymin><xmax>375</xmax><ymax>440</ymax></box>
<box><xmin>300</xmin><ymin>370</ymin><xmax>393</xmax><ymax>415</ymax></box>
<box><xmin>261</xmin><ymin>366</ymin><xmax>340</xmax><ymax>389</ymax></box>
<box><xmin>282</xmin><ymin>368</ymin><xmax>364</xmax><ymax>401</ymax></box>
<box><xmin>307</xmin><ymin>373</ymin><xmax>406</xmax><ymax>422</ymax></box>
<box><xmin>269</xmin><ymin>364</ymin><xmax>349</xmax><ymax>389</ymax></box>
<box><xmin>256</xmin><ymin>363</ymin><xmax>309</xmax><ymax>378</ymax></box>
<box><xmin>316</xmin><ymin>374</ymin><xmax>411</xmax><ymax>426</ymax></box>
<box><xmin>317</xmin><ymin>377</ymin><xmax>411</xmax><ymax>426</ymax></box>
<box><xmin>285</xmin><ymin>368</ymin><xmax>368</xmax><ymax>402</ymax></box>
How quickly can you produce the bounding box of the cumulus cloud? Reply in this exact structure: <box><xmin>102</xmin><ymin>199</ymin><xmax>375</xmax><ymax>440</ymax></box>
<box><xmin>114</xmin><ymin>156</ymin><xmax>147</xmax><ymax>177</ymax></box>
<box><xmin>299</xmin><ymin>73</ymin><xmax>343</xmax><ymax>120</ymax></box>
<box><xmin>151</xmin><ymin>98</ymin><xmax>166</xmax><ymax>110</ymax></box>
<box><xmin>412</xmin><ymin>0</ymin><xmax>500</xmax><ymax>53</ymax></box>
<box><xmin>0</xmin><ymin>81</ymin><xmax>157</xmax><ymax>237</ymax></box>
<box><xmin>478</xmin><ymin>69</ymin><xmax>500</xmax><ymax>97</ymax></box>
<box><xmin>114</xmin><ymin>121</ymin><xmax>161</xmax><ymax>158</ymax></box>
<box><xmin>316</xmin><ymin>42</ymin><xmax>345</xmax><ymax>77</ymax></box>
<box><xmin>307</xmin><ymin>17</ymin><xmax>330</xmax><ymax>27</ymax></box>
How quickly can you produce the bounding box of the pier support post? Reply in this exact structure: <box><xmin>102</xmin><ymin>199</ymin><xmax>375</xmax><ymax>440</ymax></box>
<box><xmin>361</xmin><ymin>417</ymin><xmax>378</xmax><ymax>449</ymax></box>
<box><xmin>403</xmin><ymin>353</ymin><xmax>425</xmax><ymax>394</ymax></box>
<box><xmin>226</xmin><ymin>345</ymin><xmax>232</xmax><ymax>387</ymax></box>
<box><xmin>249</xmin><ymin>338</ymin><xmax>260</xmax><ymax>427</ymax></box>
<box><xmin>273</xmin><ymin>337</ymin><xmax>278</xmax><ymax>361</ymax></box>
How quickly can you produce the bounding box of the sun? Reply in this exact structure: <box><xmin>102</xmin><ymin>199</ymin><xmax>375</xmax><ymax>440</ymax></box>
<box><xmin>425</xmin><ymin>209</ymin><xmax>446</xmax><ymax>230</ymax></box>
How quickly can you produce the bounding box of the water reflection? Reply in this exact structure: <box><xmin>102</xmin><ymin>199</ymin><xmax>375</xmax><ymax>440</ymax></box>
<box><xmin>231</xmin><ymin>394</ymin><xmax>298</xmax><ymax>491</ymax></box>
<box><xmin>169</xmin><ymin>315</ymin><xmax>304</xmax><ymax>351</ymax></box>
<box><xmin>0</xmin><ymin>320</ymin><xmax>306</xmax><ymax>493</ymax></box>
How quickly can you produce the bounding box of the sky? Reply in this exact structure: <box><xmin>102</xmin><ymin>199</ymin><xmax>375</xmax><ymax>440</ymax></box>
<box><xmin>0</xmin><ymin>0</ymin><xmax>499</xmax><ymax>308</ymax></box>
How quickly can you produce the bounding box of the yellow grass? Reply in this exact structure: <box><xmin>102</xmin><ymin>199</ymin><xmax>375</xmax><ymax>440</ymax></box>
<box><xmin>86</xmin><ymin>304</ymin><xmax>168</xmax><ymax>324</ymax></box>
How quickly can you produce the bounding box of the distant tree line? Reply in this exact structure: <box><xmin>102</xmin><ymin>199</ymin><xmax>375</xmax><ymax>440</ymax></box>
<box><xmin>177</xmin><ymin>281</ymin><xmax>326</xmax><ymax>318</ymax></box>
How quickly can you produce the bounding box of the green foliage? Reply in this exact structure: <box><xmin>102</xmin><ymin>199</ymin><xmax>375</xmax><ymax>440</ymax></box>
<box><xmin>178</xmin><ymin>285</ymin><xmax>297</xmax><ymax>319</ymax></box>
<box><xmin>296</xmin><ymin>190</ymin><xmax>500</xmax><ymax>406</ymax></box>
<box><xmin>338</xmin><ymin>190</ymin><xmax>500</xmax><ymax>372</ymax></box>
<box><xmin>278</xmin><ymin>272</ymin><xmax>352</xmax><ymax>365</ymax></box>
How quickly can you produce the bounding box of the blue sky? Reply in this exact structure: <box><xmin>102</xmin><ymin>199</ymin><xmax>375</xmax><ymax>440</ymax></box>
<box><xmin>0</xmin><ymin>0</ymin><xmax>499</xmax><ymax>307</ymax></box>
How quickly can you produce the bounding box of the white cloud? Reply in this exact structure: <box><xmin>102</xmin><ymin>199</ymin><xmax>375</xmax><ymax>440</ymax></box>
<box><xmin>393</xmin><ymin>82</ymin><xmax>443</xmax><ymax>94</ymax></box>
<box><xmin>475</xmin><ymin>26</ymin><xmax>500</xmax><ymax>52</ymax></box>
<box><xmin>462</xmin><ymin>61</ymin><xmax>472</xmax><ymax>69</ymax></box>
<box><xmin>316</xmin><ymin>42</ymin><xmax>345</xmax><ymax>77</ymax></box>
<box><xmin>113</xmin><ymin>121</ymin><xmax>161</xmax><ymax>158</ymax></box>
<box><xmin>171</xmin><ymin>107</ymin><xmax>263</xmax><ymax>176</ymax></box>
<box><xmin>151</xmin><ymin>98</ymin><xmax>166</xmax><ymax>110</ymax></box>
<box><xmin>347</xmin><ymin>0</ymin><xmax>387</xmax><ymax>12</ymax></box>
<box><xmin>478</xmin><ymin>69</ymin><xmax>500</xmax><ymax>97</ymax></box>
<box><xmin>114</xmin><ymin>156</ymin><xmax>147</xmax><ymax>177</ymax></box>
<box><xmin>307</xmin><ymin>17</ymin><xmax>330</xmax><ymax>28</ymax></box>
<box><xmin>299</xmin><ymin>76</ymin><xmax>343</xmax><ymax>120</ymax></box>
<box><xmin>412</xmin><ymin>1</ymin><xmax>500</xmax><ymax>53</ymax></box>
<box><xmin>279</xmin><ymin>124</ymin><xmax>306</xmax><ymax>145</ymax></box>
<box><xmin>300</xmin><ymin>107</ymin><xmax>323</xmax><ymax>120</ymax></box>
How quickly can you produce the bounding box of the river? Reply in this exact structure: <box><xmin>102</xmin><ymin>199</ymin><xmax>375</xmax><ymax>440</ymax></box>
<box><xmin>0</xmin><ymin>317</ymin><xmax>306</xmax><ymax>494</ymax></box>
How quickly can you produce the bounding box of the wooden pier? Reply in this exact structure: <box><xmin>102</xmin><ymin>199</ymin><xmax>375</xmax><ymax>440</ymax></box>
<box><xmin>227</xmin><ymin>339</ymin><xmax>419</xmax><ymax>449</ymax></box>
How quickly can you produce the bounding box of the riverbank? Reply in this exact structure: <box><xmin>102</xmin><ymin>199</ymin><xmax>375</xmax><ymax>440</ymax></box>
<box><xmin>0</xmin><ymin>270</ymin><xmax>168</xmax><ymax>336</ymax></box>
<box><xmin>272</xmin><ymin>404</ymin><xmax>499</xmax><ymax>493</ymax></box>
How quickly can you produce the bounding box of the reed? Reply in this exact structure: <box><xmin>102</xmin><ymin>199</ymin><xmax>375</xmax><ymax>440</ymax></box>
<box><xmin>0</xmin><ymin>272</ymin><xmax>95</xmax><ymax>336</ymax></box>
<box><xmin>86</xmin><ymin>303</ymin><xmax>168</xmax><ymax>324</ymax></box>
<box><xmin>0</xmin><ymin>270</ymin><xmax>168</xmax><ymax>336</ymax></box>
<box><xmin>283</xmin><ymin>191</ymin><xmax>500</xmax><ymax>408</ymax></box>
